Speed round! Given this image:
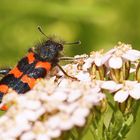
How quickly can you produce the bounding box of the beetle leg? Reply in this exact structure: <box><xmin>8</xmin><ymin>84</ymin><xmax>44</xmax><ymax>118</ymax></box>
<box><xmin>0</xmin><ymin>68</ymin><xmax>11</xmax><ymax>75</ymax></box>
<box><xmin>56</xmin><ymin>64</ymin><xmax>78</xmax><ymax>81</ymax></box>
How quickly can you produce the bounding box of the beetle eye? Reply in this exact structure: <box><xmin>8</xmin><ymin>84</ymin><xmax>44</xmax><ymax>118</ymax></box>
<box><xmin>58</xmin><ymin>44</ymin><xmax>63</xmax><ymax>51</ymax></box>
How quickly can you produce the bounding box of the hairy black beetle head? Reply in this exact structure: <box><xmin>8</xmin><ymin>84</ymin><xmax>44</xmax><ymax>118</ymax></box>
<box><xmin>35</xmin><ymin>39</ymin><xmax>63</xmax><ymax>62</ymax></box>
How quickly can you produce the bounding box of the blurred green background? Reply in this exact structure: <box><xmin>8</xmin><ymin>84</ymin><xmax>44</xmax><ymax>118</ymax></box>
<box><xmin>0</xmin><ymin>0</ymin><xmax>140</xmax><ymax>139</ymax></box>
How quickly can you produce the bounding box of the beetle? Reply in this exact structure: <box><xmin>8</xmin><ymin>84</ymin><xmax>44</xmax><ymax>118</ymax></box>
<box><xmin>0</xmin><ymin>26</ymin><xmax>80</xmax><ymax>110</ymax></box>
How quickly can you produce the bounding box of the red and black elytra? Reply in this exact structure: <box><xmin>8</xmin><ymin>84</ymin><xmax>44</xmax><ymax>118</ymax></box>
<box><xmin>0</xmin><ymin>27</ymin><xmax>80</xmax><ymax>110</ymax></box>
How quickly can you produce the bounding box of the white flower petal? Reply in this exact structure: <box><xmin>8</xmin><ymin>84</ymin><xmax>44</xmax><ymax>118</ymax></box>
<box><xmin>52</xmin><ymin>91</ymin><xmax>67</xmax><ymax>101</ymax></box>
<box><xmin>71</xmin><ymin>115</ymin><xmax>85</xmax><ymax>127</ymax></box>
<box><xmin>101</xmin><ymin>81</ymin><xmax>122</xmax><ymax>92</ymax></box>
<box><xmin>95</xmin><ymin>56</ymin><xmax>103</xmax><ymax>66</ymax></box>
<box><xmin>84</xmin><ymin>92</ymin><xmax>105</xmax><ymax>105</ymax></box>
<box><xmin>83</xmin><ymin>57</ymin><xmax>94</xmax><ymax>70</ymax></box>
<box><xmin>47</xmin><ymin>116</ymin><xmax>60</xmax><ymax>129</ymax></box>
<box><xmin>47</xmin><ymin>129</ymin><xmax>61</xmax><ymax>138</ymax></box>
<box><xmin>123</xmin><ymin>50</ymin><xmax>140</xmax><ymax>61</ymax></box>
<box><xmin>22</xmin><ymin>100</ymin><xmax>41</xmax><ymax>110</ymax></box>
<box><xmin>58</xmin><ymin>79</ymin><xmax>69</xmax><ymax>88</ymax></box>
<box><xmin>76</xmin><ymin>71</ymin><xmax>91</xmax><ymax>82</ymax></box>
<box><xmin>73</xmin><ymin>108</ymin><xmax>90</xmax><ymax>118</ymax></box>
<box><xmin>125</xmin><ymin>80</ymin><xmax>137</xmax><ymax>86</ymax></box>
<box><xmin>101</xmin><ymin>53</ymin><xmax>112</xmax><ymax>65</ymax></box>
<box><xmin>36</xmin><ymin>134</ymin><xmax>50</xmax><ymax>140</ymax></box>
<box><xmin>68</xmin><ymin>90</ymin><xmax>82</xmax><ymax>102</ymax></box>
<box><xmin>7</xmin><ymin>120</ymin><xmax>30</xmax><ymax>137</ymax></box>
<box><xmin>21</xmin><ymin>131</ymin><xmax>35</xmax><ymax>140</ymax></box>
<box><xmin>129</xmin><ymin>84</ymin><xmax>140</xmax><ymax>99</ymax></box>
<box><xmin>59</xmin><ymin>120</ymin><xmax>73</xmax><ymax>130</ymax></box>
<box><xmin>58</xmin><ymin>103</ymin><xmax>78</xmax><ymax>114</ymax></box>
<box><xmin>114</xmin><ymin>90</ymin><xmax>129</xmax><ymax>103</ymax></box>
<box><xmin>109</xmin><ymin>56</ymin><xmax>123</xmax><ymax>69</ymax></box>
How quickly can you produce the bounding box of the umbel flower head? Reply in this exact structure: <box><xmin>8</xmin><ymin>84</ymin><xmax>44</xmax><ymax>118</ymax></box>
<box><xmin>0</xmin><ymin>78</ymin><xmax>105</xmax><ymax>140</ymax></box>
<box><xmin>0</xmin><ymin>42</ymin><xmax>140</xmax><ymax>140</ymax></box>
<box><xmin>104</xmin><ymin>42</ymin><xmax>140</xmax><ymax>69</ymax></box>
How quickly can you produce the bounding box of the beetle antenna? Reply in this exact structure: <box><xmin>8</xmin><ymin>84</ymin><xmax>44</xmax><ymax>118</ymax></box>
<box><xmin>64</xmin><ymin>41</ymin><xmax>81</xmax><ymax>45</ymax></box>
<box><xmin>37</xmin><ymin>26</ymin><xmax>49</xmax><ymax>38</ymax></box>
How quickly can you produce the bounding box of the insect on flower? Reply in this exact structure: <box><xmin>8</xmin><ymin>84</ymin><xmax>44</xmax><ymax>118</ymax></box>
<box><xmin>0</xmin><ymin>26</ymin><xmax>81</xmax><ymax>110</ymax></box>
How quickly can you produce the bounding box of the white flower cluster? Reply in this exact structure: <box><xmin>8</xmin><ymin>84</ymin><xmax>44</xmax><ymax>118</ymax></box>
<box><xmin>101</xmin><ymin>80</ymin><xmax>140</xmax><ymax>103</ymax></box>
<box><xmin>75</xmin><ymin>42</ymin><xmax>140</xmax><ymax>69</ymax></box>
<box><xmin>58</xmin><ymin>42</ymin><xmax>140</xmax><ymax>102</ymax></box>
<box><xmin>0</xmin><ymin>42</ymin><xmax>140</xmax><ymax>140</ymax></box>
<box><xmin>0</xmin><ymin>77</ymin><xmax>105</xmax><ymax>140</ymax></box>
